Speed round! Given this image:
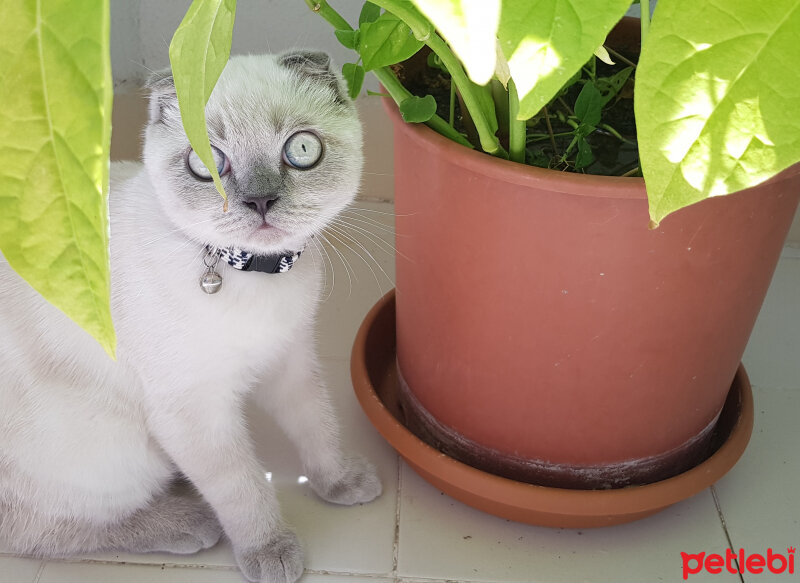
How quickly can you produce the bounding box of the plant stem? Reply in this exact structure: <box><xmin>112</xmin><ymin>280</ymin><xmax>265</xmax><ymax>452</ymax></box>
<box><xmin>557</xmin><ymin>96</ymin><xmax>574</xmax><ymax>116</ymax></box>
<box><xmin>598</xmin><ymin>123</ymin><xmax>635</xmax><ymax>144</ymax></box>
<box><xmin>424</xmin><ymin>32</ymin><xmax>505</xmax><ymax>156</ymax></box>
<box><xmin>527</xmin><ymin>131</ymin><xmax>574</xmax><ymax>141</ymax></box>
<box><xmin>620</xmin><ymin>166</ymin><xmax>640</xmax><ymax>178</ymax></box>
<box><xmin>449</xmin><ymin>82</ymin><xmax>455</xmax><ymax>127</ymax></box>
<box><xmin>604</xmin><ymin>46</ymin><xmax>637</xmax><ymax>68</ymax></box>
<box><xmin>507</xmin><ymin>79</ymin><xmax>525</xmax><ymax>164</ymax></box>
<box><xmin>369</xmin><ymin>0</ymin><xmax>505</xmax><ymax>157</ymax></box>
<box><xmin>302</xmin><ymin>0</ymin><xmax>351</xmax><ymax>31</ymax></box>
<box><xmin>373</xmin><ymin>67</ymin><xmax>473</xmax><ymax>149</ymax></box>
<box><xmin>640</xmin><ymin>1</ymin><xmax>650</xmax><ymax>44</ymax></box>
<box><xmin>543</xmin><ymin>105</ymin><xmax>558</xmax><ymax>157</ymax></box>
<box><xmin>304</xmin><ymin>0</ymin><xmax>472</xmax><ymax>149</ymax></box>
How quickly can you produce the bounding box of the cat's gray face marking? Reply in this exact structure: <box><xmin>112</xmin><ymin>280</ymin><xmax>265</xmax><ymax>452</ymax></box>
<box><xmin>143</xmin><ymin>51</ymin><xmax>362</xmax><ymax>255</ymax></box>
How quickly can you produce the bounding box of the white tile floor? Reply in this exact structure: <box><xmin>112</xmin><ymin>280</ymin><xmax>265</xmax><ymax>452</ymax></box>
<box><xmin>2</xmin><ymin>202</ymin><xmax>798</xmax><ymax>583</ymax></box>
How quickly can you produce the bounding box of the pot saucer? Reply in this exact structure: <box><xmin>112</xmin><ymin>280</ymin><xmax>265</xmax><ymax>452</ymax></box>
<box><xmin>350</xmin><ymin>289</ymin><xmax>754</xmax><ymax>528</ymax></box>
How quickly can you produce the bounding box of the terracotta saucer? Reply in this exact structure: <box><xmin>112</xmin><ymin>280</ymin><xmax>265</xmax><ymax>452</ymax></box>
<box><xmin>350</xmin><ymin>289</ymin><xmax>754</xmax><ymax>528</ymax></box>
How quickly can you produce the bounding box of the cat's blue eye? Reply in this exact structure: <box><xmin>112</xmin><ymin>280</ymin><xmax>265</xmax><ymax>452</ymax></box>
<box><xmin>283</xmin><ymin>131</ymin><xmax>323</xmax><ymax>169</ymax></box>
<box><xmin>186</xmin><ymin>146</ymin><xmax>229</xmax><ymax>181</ymax></box>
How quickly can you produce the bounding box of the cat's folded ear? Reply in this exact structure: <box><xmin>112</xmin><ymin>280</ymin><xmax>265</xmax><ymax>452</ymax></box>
<box><xmin>278</xmin><ymin>50</ymin><xmax>348</xmax><ymax>104</ymax></box>
<box><xmin>145</xmin><ymin>69</ymin><xmax>179</xmax><ymax>125</ymax></box>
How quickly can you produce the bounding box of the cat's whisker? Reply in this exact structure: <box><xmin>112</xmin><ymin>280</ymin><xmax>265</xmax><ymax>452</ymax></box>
<box><xmin>317</xmin><ymin>232</ymin><xmax>355</xmax><ymax>298</ymax></box>
<box><xmin>332</xmin><ymin>217</ymin><xmax>415</xmax><ymax>265</ymax></box>
<box><xmin>342</xmin><ymin>206</ymin><xmax>393</xmax><ymax>222</ymax></box>
<box><xmin>134</xmin><ymin>61</ymin><xmax>160</xmax><ymax>76</ymax></box>
<box><xmin>330</xmin><ymin>217</ymin><xmax>397</xmax><ymax>256</ymax></box>
<box><xmin>141</xmin><ymin>218</ymin><xmax>216</xmax><ymax>248</ymax></box>
<box><xmin>338</xmin><ymin>212</ymin><xmax>396</xmax><ymax>236</ymax></box>
<box><xmin>324</xmin><ymin>227</ymin><xmax>381</xmax><ymax>292</ymax></box>
<box><xmin>347</xmin><ymin>205</ymin><xmax>416</xmax><ymax>219</ymax></box>
<box><xmin>325</xmin><ymin>225</ymin><xmax>392</xmax><ymax>292</ymax></box>
<box><xmin>310</xmin><ymin>235</ymin><xmax>336</xmax><ymax>301</ymax></box>
<box><xmin>328</xmin><ymin>221</ymin><xmax>394</xmax><ymax>259</ymax></box>
<box><xmin>310</xmin><ymin>236</ymin><xmax>334</xmax><ymax>300</ymax></box>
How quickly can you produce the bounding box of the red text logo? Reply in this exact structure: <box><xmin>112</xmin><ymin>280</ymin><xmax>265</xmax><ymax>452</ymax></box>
<box><xmin>681</xmin><ymin>548</ymin><xmax>795</xmax><ymax>580</ymax></box>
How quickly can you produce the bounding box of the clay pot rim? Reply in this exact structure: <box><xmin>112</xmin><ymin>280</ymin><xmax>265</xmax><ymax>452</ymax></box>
<box><xmin>351</xmin><ymin>289</ymin><xmax>754</xmax><ymax>522</ymax></box>
<box><xmin>383</xmin><ymin>97</ymin><xmax>800</xmax><ymax>201</ymax></box>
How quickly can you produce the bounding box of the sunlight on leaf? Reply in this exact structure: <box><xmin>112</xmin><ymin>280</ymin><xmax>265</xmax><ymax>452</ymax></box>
<box><xmin>498</xmin><ymin>0</ymin><xmax>631</xmax><ymax>120</ymax></box>
<box><xmin>594</xmin><ymin>45</ymin><xmax>614</xmax><ymax>65</ymax></box>
<box><xmin>494</xmin><ymin>40</ymin><xmax>511</xmax><ymax>88</ymax></box>
<box><xmin>636</xmin><ymin>0</ymin><xmax>800</xmax><ymax>225</ymax></box>
<box><xmin>410</xmin><ymin>0</ymin><xmax>501</xmax><ymax>85</ymax></box>
<box><xmin>0</xmin><ymin>0</ymin><xmax>115</xmax><ymax>357</ymax></box>
<box><xmin>169</xmin><ymin>0</ymin><xmax>236</xmax><ymax>202</ymax></box>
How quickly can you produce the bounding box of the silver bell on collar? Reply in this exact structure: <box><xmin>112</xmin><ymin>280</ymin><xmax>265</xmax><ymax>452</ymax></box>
<box><xmin>200</xmin><ymin>248</ymin><xmax>223</xmax><ymax>294</ymax></box>
<box><xmin>200</xmin><ymin>268</ymin><xmax>222</xmax><ymax>294</ymax></box>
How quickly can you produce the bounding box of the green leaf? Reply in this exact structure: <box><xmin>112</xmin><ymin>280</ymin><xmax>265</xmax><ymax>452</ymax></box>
<box><xmin>498</xmin><ymin>0</ymin><xmax>631</xmax><ymax>120</ymax></box>
<box><xmin>636</xmin><ymin>0</ymin><xmax>800</xmax><ymax>225</ymax></box>
<box><xmin>476</xmin><ymin>82</ymin><xmax>499</xmax><ymax>136</ymax></box>
<box><xmin>335</xmin><ymin>29</ymin><xmax>359</xmax><ymax>50</ymax></box>
<box><xmin>169</xmin><ymin>0</ymin><xmax>236</xmax><ymax>202</ymax></box>
<box><xmin>359</xmin><ymin>12</ymin><xmax>424</xmax><ymax>71</ymax></box>
<box><xmin>595</xmin><ymin>66</ymin><xmax>633</xmax><ymax>107</ymax></box>
<box><xmin>342</xmin><ymin>63</ymin><xmax>365</xmax><ymax>99</ymax></box>
<box><xmin>399</xmin><ymin>94</ymin><xmax>438</xmax><ymax>122</ymax></box>
<box><xmin>575</xmin><ymin>137</ymin><xmax>594</xmax><ymax>168</ymax></box>
<box><xmin>593</xmin><ymin>45</ymin><xmax>614</xmax><ymax>65</ymax></box>
<box><xmin>0</xmin><ymin>0</ymin><xmax>115</xmax><ymax>357</ymax></box>
<box><xmin>574</xmin><ymin>82</ymin><xmax>602</xmax><ymax>128</ymax></box>
<box><xmin>359</xmin><ymin>1</ymin><xmax>381</xmax><ymax>25</ymax></box>
<box><xmin>410</xmin><ymin>0</ymin><xmax>501</xmax><ymax>85</ymax></box>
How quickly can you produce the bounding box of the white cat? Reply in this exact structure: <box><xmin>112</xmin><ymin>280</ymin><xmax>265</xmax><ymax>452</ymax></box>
<box><xmin>0</xmin><ymin>52</ymin><xmax>380</xmax><ymax>583</ymax></box>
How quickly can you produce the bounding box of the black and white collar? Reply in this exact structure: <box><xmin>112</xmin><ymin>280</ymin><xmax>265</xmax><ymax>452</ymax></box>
<box><xmin>205</xmin><ymin>245</ymin><xmax>303</xmax><ymax>274</ymax></box>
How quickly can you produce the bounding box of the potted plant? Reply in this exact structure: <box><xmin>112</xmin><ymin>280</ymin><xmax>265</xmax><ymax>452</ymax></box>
<box><xmin>295</xmin><ymin>0</ymin><xmax>800</xmax><ymax>526</ymax></box>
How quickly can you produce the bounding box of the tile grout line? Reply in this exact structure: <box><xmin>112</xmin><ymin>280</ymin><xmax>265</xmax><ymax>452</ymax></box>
<box><xmin>392</xmin><ymin>454</ymin><xmax>403</xmax><ymax>581</ymax></box>
<box><xmin>303</xmin><ymin>568</ymin><xmax>394</xmax><ymax>579</ymax></box>
<box><xmin>710</xmin><ymin>485</ymin><xmax>746</xmax><ymax>583</ymax></box>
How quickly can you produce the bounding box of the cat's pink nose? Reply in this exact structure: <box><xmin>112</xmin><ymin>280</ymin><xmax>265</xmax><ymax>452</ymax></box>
<box><xmin>242</xmin><ymin>195</ymin><xmax>279</xmax><ymax>217</ymax></box>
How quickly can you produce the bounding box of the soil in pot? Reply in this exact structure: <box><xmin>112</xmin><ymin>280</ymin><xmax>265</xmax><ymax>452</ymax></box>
<box><xmin>391</xmin><ymin>19</ymin><xmax>641</xmax><ymax>176</ymax></box>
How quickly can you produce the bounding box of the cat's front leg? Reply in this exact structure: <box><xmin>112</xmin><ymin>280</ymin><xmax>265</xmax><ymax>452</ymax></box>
<box><xmin>143</xmin><ymin>385</ymin><xmax>303</xmax><ymax>583</ymax></box>
<box><xmin>254</xmin><ymin>334</ymin><xmax>382</xmax><ymax>506</ymax></box>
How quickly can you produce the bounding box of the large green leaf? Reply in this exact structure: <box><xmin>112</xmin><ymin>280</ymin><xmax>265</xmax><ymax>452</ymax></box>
<box><xmin>498</xmin><ymin>0</ymin><xmax>631</xmax><ymax>120</ymax></box>
<box><xmin>0</xmin><ymin>0</ymin><xmax>115</xmax><ymax>357</ymax></box>
<box><xmin>341</xmin><ymin>62</ymin><xmax>366</xmax><ymax>99</ymax></box>
<box><xmin>360</xmin><ymin>11</ymin><xmax>424</xmax><ymax>71</ymax></box>
<box><xmin>636</xmin><ymin>0</ymin><xmax>800</xmax><ymax>225</ymax></box>
<box><xmin>169</xmin><ymin>0</ymin><xmax>236</xmax><ymax>202</ymax></box>
<box><xmin>410</xmin><ymin>0</ymin><xmax>501</xmax><ymax>85</ymax></box>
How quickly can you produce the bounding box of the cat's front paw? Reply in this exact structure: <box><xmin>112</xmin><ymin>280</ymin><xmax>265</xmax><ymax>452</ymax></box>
<box><xmin>311</xmin><ymin>455</ymin><xmax>382</xmax><ymax>506</ymax></box>
<box><xmin>235</xmin><ymin>528</ymin><xmax>304</xmax><ymax>583</ymax></box>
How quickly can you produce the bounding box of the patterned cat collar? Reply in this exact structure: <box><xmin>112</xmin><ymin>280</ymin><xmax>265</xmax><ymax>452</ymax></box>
<box><xmin>199</xmin><ymin>245</ymin><xmax>303</xmax><ymax>294</ymax></box>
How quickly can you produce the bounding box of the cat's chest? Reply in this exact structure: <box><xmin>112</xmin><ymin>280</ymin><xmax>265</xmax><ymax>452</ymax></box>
<box><xmin>116</xmin><ymin>255</ymin><xmax>318</xmax><ymax>377</ymax></box>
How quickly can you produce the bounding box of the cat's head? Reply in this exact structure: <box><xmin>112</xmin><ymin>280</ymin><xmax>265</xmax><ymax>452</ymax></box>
<box><xmin>143</xmin><ymin>52</ymin><xmax>362</xmax><ymax>255</ymax></box>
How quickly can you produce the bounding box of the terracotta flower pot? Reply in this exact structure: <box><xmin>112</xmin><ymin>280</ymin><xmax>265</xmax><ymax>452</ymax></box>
<box><xmin>388</xmin><ymin>97</ymin><xmax>800</xmax><ymax>490</ymax></box>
